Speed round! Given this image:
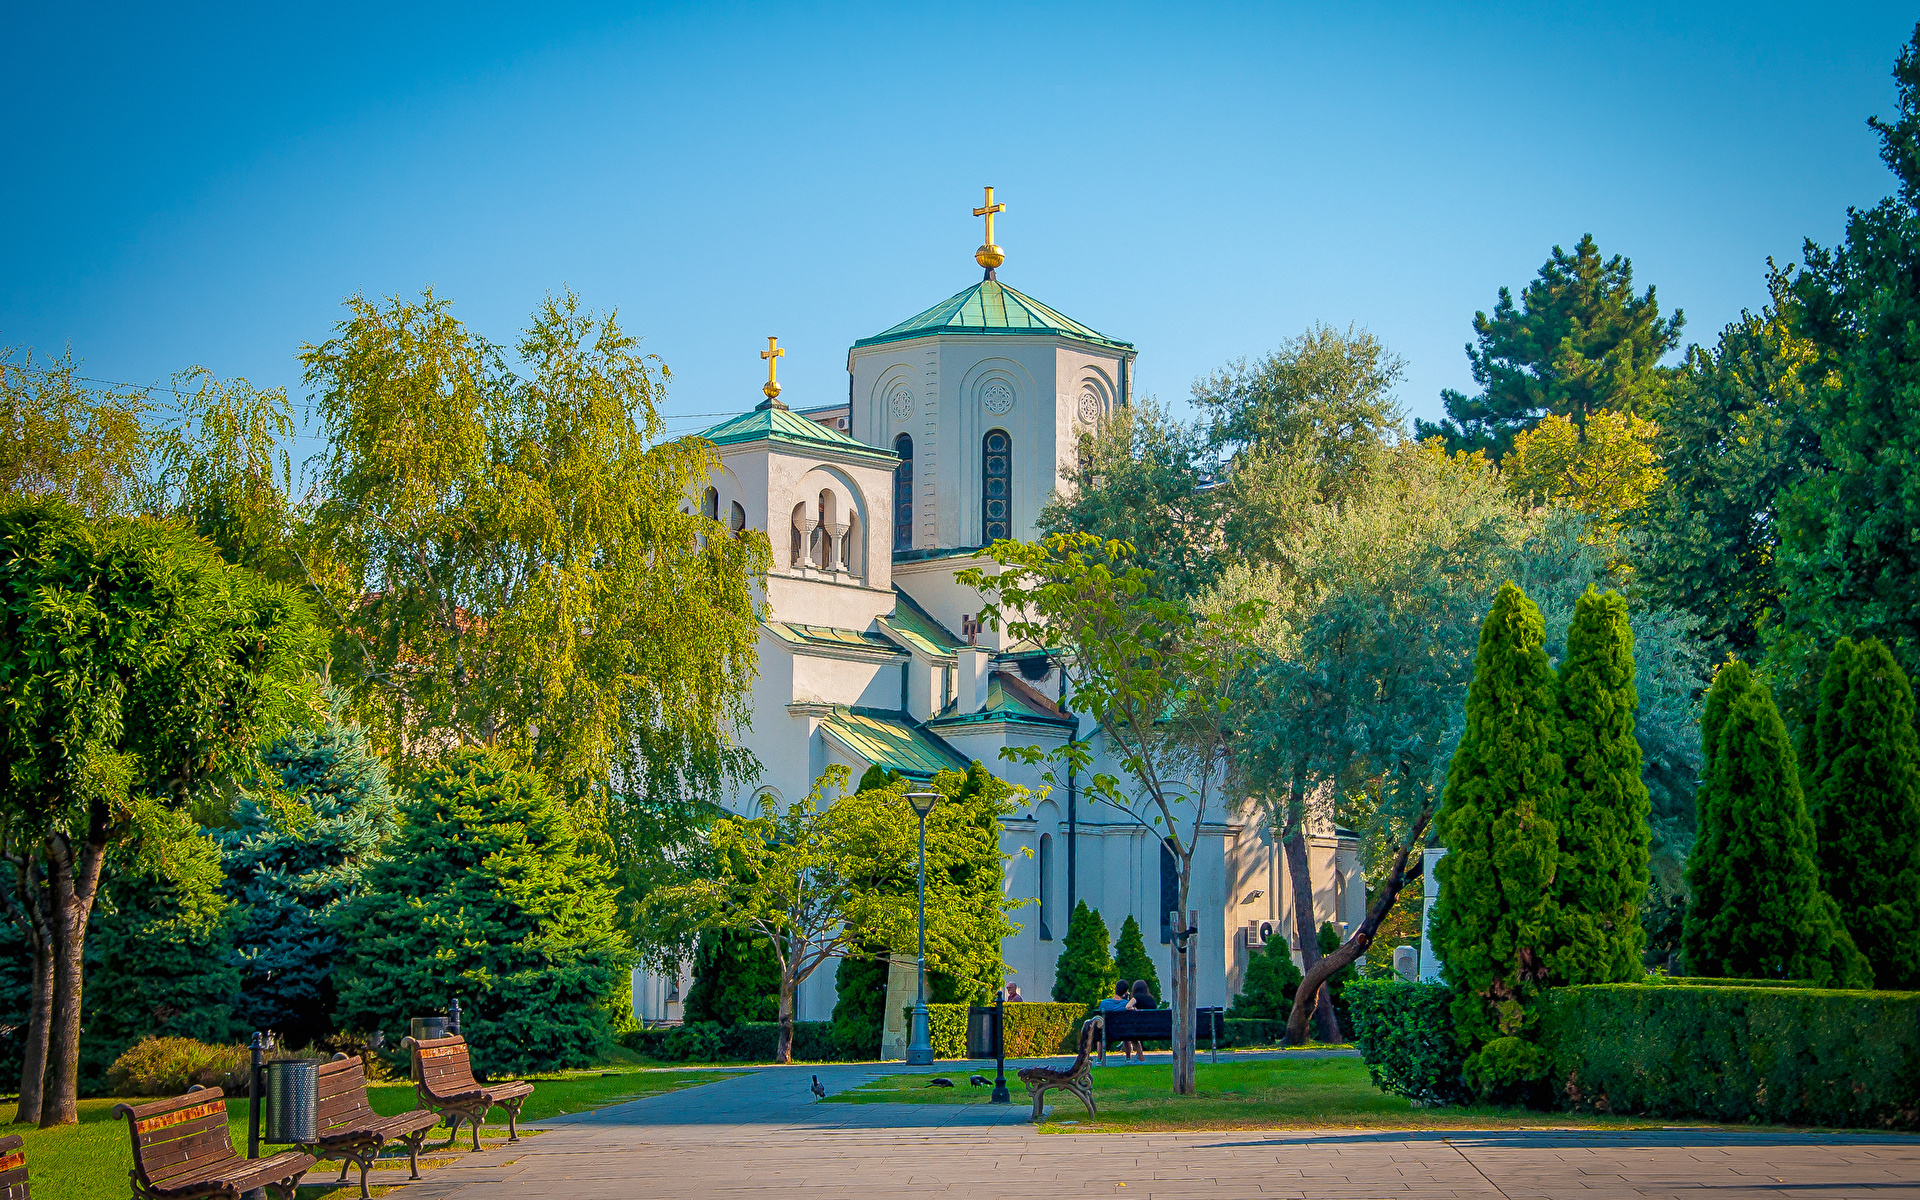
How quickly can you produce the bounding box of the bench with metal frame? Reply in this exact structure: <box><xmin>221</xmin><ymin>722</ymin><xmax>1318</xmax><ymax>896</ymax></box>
<box><xmin>1093</xmin><ymin>1005</ymin><xmax>1224</xmax><ymax>1064</ymax></box>
<box><xmin>288</xmin><ymin>1053</ymin><xmax>443</xmax><ymax>1199</ymax></box>
<box><xmin>112</xmin><ymin>1086</ymin><xmax>315</xmax><ymax>1200</ymax></box>
<box><xmin>401</xmin><ymin>1033</ymin><xmax>534</xmax><ymax>1151</ymax></box>
<box><xmin>0</xmin><ymin>1133</ymin><xmax>28</xmax><ymax>1200</ymax></box>
<box><xmin>1014</xmin><ymin>1015</ymin><xmax>1101</xmax><ymax>1122</ymax></box>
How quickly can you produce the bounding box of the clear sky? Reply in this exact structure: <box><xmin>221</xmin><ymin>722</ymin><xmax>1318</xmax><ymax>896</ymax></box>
<box><xmin>4</xmin><ymin>2</ymin><xmax>1915</xmax><ymax>456</ymax></box>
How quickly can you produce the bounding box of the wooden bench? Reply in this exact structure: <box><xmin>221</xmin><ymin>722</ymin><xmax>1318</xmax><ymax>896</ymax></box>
<box><xmin>1095</xmin><ymin>1006</ymin><xmax>1224</xmax><ymax>1064</ymax></box>
<box><xmin>1015</xmin><ymin>1015</ymin><xmax>1100</xmax><ymax>1122</ymax></box>
<box><xmin>1</xmin><ymin>1133</ymin><xmax>28</xmax><ymax>1200</ymax></box>
<box><xmin>290</xmin><ymin>1054</ymin><xmax>443</xmax><ymax>1199</ymax></box>
<box><xmin>402</xmin><ymin>1033</ymin><xmax>534</xmax><ymax>1151</ymax></box>
<box><xmin>112</xmin><ymin>1087</ymin><xmax>315</xmax><ymax>1200</ymax></box>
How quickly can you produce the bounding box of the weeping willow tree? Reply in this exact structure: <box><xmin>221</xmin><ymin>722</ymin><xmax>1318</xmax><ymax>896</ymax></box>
<box><xmin>298</xmin><ymin>289</ymin><xmax>768</xmax><ymax>874</ymax></box>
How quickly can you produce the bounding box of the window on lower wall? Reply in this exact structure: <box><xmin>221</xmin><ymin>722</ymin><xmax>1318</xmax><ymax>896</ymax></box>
<box><xmin>1160</xmin><ymin>839</ymin><xmax>1179</xmax><ymax>944</ymax></box>
<box><xmin>1038</xmin><ymin>833</ymin><xmax>1054</xmax><ymax>940</ymax></box>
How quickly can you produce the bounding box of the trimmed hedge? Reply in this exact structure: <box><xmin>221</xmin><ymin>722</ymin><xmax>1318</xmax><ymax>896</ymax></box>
<box><xmin>1221</xmin><ymin>1018</ymin><xmax>1285</xmax><ymax>1047</ymax></box>
<box><xmin>1346</xmin><ymin>981</ymin><xmax>1468</xmax><ymax>1106</ymax></box>
<box><xmin>617</xmin><ymin>1021</ymin><xmax>858</xmax><ymax>1063</ymax></box>
<box><xmin>1543</xmin><ymin>984</ymin><xmax>1920</xmax><ymax>1129</ymax></box>
<box><xmin>1647</xmin><ymin>976</ymin><xmax>1814</xmax><ymax>989</ymax></box>
<box><xmin>918</xmin><ymin>1002</ymin><xmax>1092</xmax><ymax>1058</ymax></box>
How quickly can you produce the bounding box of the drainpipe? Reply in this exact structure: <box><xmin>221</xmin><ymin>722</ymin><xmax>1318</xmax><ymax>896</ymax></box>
<box><xmin>1063</xmin><ymin>667</ymin><xmax>1079</xmax><ymax>917</ymax></box>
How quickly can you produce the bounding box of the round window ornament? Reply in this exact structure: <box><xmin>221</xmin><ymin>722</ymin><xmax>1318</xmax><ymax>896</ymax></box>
<box><xmin>889</xmin><ymin>387</ymin><xmax>915</xmax><ymax>422</ymax></box>
<box><xmin>981</xmin><ymin>381</ymin><xmax>1015</xmax><ymax>416</ymax></box>
<box><xmin>1078</xmin><ymin>389</ymin><xmax>1103</xmax><ymax>424</ymax></box>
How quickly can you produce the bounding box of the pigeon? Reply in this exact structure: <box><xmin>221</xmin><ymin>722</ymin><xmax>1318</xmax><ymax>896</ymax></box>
<box><xmin>968</xmin><ymin>1074</ymin><xmax>990</xmax><ymax>1087</ymax></box>
<box><xmin>810</xmin><ymin>1075</ymin><xmax>827</xmax><ymax>1099</ymax></box>
<box><xmin>925</xmin><ymin>1077</ymin><xmax>954</xmax><ymax>1088</ymax></box>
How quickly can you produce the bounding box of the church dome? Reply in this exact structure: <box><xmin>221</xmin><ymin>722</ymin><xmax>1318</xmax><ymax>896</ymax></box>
<box><xmin>853</xmin><ymin>279</ymin><xmax>1132</xmax><ymax>353</ymax></box>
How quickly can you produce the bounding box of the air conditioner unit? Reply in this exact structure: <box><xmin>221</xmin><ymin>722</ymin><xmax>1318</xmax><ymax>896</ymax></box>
<box><xmin>1245</xmin><ymin>919</ymin><xmax>1277</xmax><ymax>948</ymax></box>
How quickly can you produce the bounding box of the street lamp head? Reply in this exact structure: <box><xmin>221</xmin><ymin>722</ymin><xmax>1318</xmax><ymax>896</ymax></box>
<box><xmin>905</xmin><ymin>790</ymin><xmax>941</xmax><ymax>818</ymax></box>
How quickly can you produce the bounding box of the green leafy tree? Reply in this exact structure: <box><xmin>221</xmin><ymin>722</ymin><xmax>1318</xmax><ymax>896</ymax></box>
<box><xmin>1681</xmin><ymin>663</ymin><xmax>1869</xmax><ymax>987</ymax></box>
<box><xmin>1227</xmin><ymin>941</ymin><xmax>1301</xmax><ymax>1019</ymax></box>
<box><xmin>683</xmin><ymin>929</ymin><xmax>780</xmax><ymax>1025</ymax></box>
<box><xmin>332</xmin><ymin>750</ymin><xmax>633</xmax><ymax>1076</ymax></box>
<box><xmin>0</xmin><ymin>497</ymin><xmax>319</xmax><ymax>1127</ymax></box>
<box><xmin>1634</xmin><ymin>267</ymin><xmax>1826</xmax><ymax>661</ymax></box>
<box><xmin>0</xmin><ymin>346</ymin><xmax>154</xmax><ymax>516</ymax></box>
<box><xmin>830</xmin><ymin>949</ymin><xmax>890</xmax><ymax>1058</ymax></box>
<box><xmin>1428</xmin><ymin>581</ymin><xmax>1563</xmax><ymax>1094</ymax></box>
<box><xmin>1111</xmin><ymin>915</ymin><xmax>1161</xmax><ymax>1006</ymax></box>
<box><xmin>1777</xmin><ymin>28</ymin><xmax>1920</xmax><ymax>694</ymax></box>
<box><xmin>299</xmin><ymin>288</ymin><xmax>766</xmax><ymax>836</ymax></box>
<box><xmin>1051</xmin><ymin>901</ymin><xmax>1115</xmax><ymax>1005</ymax></box>
<box><xmin>1549</xmin><ymin>588</ymin><xmax>1652</xmax><ymax>985</ymax></box>
<box><xmin>1806</xmin><ymin>639</ymin><xmax>1920</xmax><ymax>988</ymax></box>
<box><xmin>1419</xmin><ymin>235</ymin><xmax>1684</xmax><ymax>460</ymax></box>
<box><xmin>964</xmin><ymin>534</ymin><xmax>1259</xmax><ymax>1094</ymax></box>
<box><xmin>1196</xmin><ymin>324</ymin><xmax>1406</xmax><ymax>474</ymax></box>
<box><xmin>79</xmin><ymin>806</ymin><xmax>240</xmax><ymax>1090</ymax></box>
<box><xmin>149</xmin><ymin>366</ymin><xmax>301</xmax><ymax>583</ymax></box>
<box><xmin>218</xmin><ymin>692</ymin><xmax>397</xmax><ymax>1048</ymax></box>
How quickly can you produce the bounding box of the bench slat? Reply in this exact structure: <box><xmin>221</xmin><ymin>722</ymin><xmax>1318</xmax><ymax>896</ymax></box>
<box><xmin>122</xmin><ymin>1087</ymin><xmax>228</xmax><ymax>1121</ymax></box>
<box><xmin>137</xmin><ymin>1110</ymin><xmax>228</xmax><ymax>1152</ymax></box>
<box><xmin>142</xmin><ymin>1129</ymin><xmax>244</xmax><ymax>1181</ymax></box>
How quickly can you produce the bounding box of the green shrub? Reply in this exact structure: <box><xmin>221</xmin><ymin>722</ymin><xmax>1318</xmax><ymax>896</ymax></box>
<box><xmin>1228</xmin><ymin>941</ymin><xmax>1301</xmax><ymax>1020</ymax></box>
<box><xmin>659</xmin><ymin>1023</ymin><xmax>726</xmax><ymax>1062</ymax></box>
<box><xmin>1646</xmin><ymin>976</ymin><xmax>1814</xmax><ymax>989</ymax></box>
<box><xmin>1112</xmin><ymin>915</ymin><xmax>1162</xmax><ymax>1006</ymax></box>
<box><xmin>1221</xmin><ymin>1018</ymin><xmax>1284</xmax><ymax>1047</ymax></box>
<box><xmin>1542</xmin><ymin>983</ymin><xmax>1920</xmax><ymax>1129</ymax></box>
<box><xmin>617</xmin><ymin>1027</ymin><xmax>669</xmax><ymax>1057</ymax></box>
<box><xmin>1466</xmin><ymin>1036</ymin><xmax>1552</xmax><ymax>1106</ymax></box>
<box><xmin>918</xmin><ymin>1002</ymin><xmax>1090</xmax><ymax>1059</ymax></box>
<box><xmin>1346</xmin><ymin>981</ymin><xmax>1468</xmax><ymax>1106</ymax></box>
<box><xmin>1051</xmin><ymin>902</ymin><xmax>1115</xmax><ymax>1004</ymax></box>
<box><xmin>106</xmin><ymin>1037</ymin><xmax>251</xmax><ymax>1097</ymax></box>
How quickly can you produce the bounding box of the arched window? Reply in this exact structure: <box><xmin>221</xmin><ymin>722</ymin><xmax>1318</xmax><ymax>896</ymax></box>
<box><xmin>982</xmin><ymin>429</ymin><xmax>1011</xmax><ymax>543</ymax></box>
<box><xmin>893</xmin><ymin>434</ymin><xmax>913</xmax><ymax>551</ymax></box>
<box><xmin>701</xmin><ymin>486</ymin><xmax>719</xmax><ymax>522</ymax></box>
<box><xmin>1160</xmin><ymin>840</ymin><xmax>1179</xmax><ymax>944</ymax></box>
<box><xmin>729</xmin><ymin>501</ymin><xmax>746</xmax><ymax>533</ymax></box>
<box><xmin>815</xmin><ymin>489</ymin><xmax>835</xmax><ymax>568</ymax></box>
<box><xmin>1038</xmin><ymin>833</ymin><xmax>1055</xmax><ymax>941</ymax></box>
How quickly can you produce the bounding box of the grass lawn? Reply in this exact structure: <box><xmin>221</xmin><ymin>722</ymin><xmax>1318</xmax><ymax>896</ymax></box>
<box><xmin>829</xmin><ymin>1057</ymin><xmax>1708</xmax><ymax>1132</ymax></box>
<box><xmin>1</xmin><ymin>1066</ymin><xmax>737</xmax><ymax>1200</ymax></box>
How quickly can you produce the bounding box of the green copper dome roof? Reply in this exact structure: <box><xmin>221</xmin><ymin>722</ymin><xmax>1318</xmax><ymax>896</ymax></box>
<box><xmin>853</xmin><ymin>279</ymin><xmax>1133</xmax><ymax>352</ymax></box>
<box><xmin>698</xmin><ymin>403</ymin><xmax>897</xmax><ymax>464</ymax></box>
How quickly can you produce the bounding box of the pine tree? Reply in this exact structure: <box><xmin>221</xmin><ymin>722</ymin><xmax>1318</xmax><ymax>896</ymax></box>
<box><xmin>1418</xmin><ymin>234</ymin><xmax>1684</xmax><ymax>459</ymax></box>
<box><xmin>1682</xmin><ymin>664</ymin><xmax>1870</xmax><ymax>986</ymax></box>
<box><xmin>332</xmin><ymin>750</ymin><xmax>633</xmax><ymax>1076</ymax></box>
<box><xmin>1051</xmin><ymin>901</ymin><xmax>1115</xmax><ymax>1004</ymax></box>
<box><xmin>1429</xmin><ymin>581</ymin><xmax>1562</xmax><ymax>1084</ymax></box>
<box><xmin>1227</xmin><ymin>941</ymin><xmax>1301</xmax><ymax>1020</ymax></box>
<box><xmin>1549</xmin><ymin>587</ymin><xmax>1652</xmax><ymax>985</ymax></box>
<box><xmin>1807</xmin><ymin>638</ymin><xmax>1920</xmax><ymax>987</ymax></box>
<box><xmin>219</xmin><ymin>693</ymin><xmax>395</xmax><ymax>1048</ymax></box>
<box><xmin>1112</xmin><ymin>914</ymin><xmax>1162</xmax><ymax>1006</ymax></box>
<box><xmin>683</xmin><ymin>929</ymin><xmax>780</xmax><ymax>1025</ymax></box>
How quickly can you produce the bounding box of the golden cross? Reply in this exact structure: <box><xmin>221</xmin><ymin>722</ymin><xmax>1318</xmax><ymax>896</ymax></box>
<box><xmin>760</xmin><ymin>336</ymin><xmax>784</xmax><ymax>400</ymax></box>
<box><xmin>973</xmin><ymin>186</ymin><xmax>1005</xmax><ymax>247</ymax></box>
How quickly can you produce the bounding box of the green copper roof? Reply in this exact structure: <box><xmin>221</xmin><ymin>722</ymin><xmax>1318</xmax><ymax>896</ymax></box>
<box><xmin>699</xmin><ymin>404</ymin><xmax>897</xmax><ymax>464</ymax></box>
<box><xmin>927</xmin><ymin>674</ymin><xmax>1076</xmax><ymax>733</ymax></box>
<box><xmin>768</xmin><ymin>622</ymin><xmax>905</xmax><ymax>659</ymax></box>
<box><xmin>853</xmin><ymin>280</ymin><xmax>1133</xmax><ymax>352</ymax></box>
<box><xmin>820</xmin><ymin>706</ymin><xmax>969</xmax><ymax>780</ymax></box>
<box><xmin>877</xmin><ymin>587</ymin><xmax>966</xmax><ymax>660</ymax></box>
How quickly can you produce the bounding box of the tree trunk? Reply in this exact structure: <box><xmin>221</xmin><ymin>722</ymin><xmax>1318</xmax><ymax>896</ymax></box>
<box><xmin>7</xmin><ymin>854</ymin><xmax>53</xmax><ymax>1126</ymax></box>
<box><xmin>1281</xmin><ymin>820</ymin><xmax>1339</xmax><ymax>1044</ymax></box>
<box><xmin>1285</xmin><ymin>805</ymin><xmax>1434</xmax><ymax>1046</ymax></box>
<box><xmin>40</xmin><ymin>820</ymin><xmax>108</xmax><ymax>1128</ymax></box>
<box><xmin>776</xmin><ymin>971</ymin><xmax>795</xmax><ymax>1065</ymax></box>
<box><xmin>1169</xmin><ymin>905</ymin><xmax>1195</xmax><ymax>1095</ymax></box>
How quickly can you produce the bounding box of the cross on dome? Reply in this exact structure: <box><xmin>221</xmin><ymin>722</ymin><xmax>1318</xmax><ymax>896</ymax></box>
<box><xmin>973</xmin><ymin>186</ymin><xmax>1006</xmax><ymax>277</ymax></box>
<box><xmin>759</xmin><ymin>335</ymin><xmax>786</xmax><ymax>408</ymax></box>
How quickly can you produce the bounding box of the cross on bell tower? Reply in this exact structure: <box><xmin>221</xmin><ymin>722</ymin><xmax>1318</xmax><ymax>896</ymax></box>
<box><xmin>973</xmin><ymin>186</ymin><xmax>1006</xmax><ymax>279</ymax></box>
<box><xmin>758</xmin><ymin>335</ymin><xmax>786</xmax><ymax>410</ymax></box>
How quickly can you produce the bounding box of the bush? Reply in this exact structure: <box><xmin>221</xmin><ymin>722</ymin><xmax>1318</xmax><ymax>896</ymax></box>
<box><xmin>1222</xmin><ymin>1018</ymin><xmax>1285</xmax><ymax>1047</ymax></box>
<box><xmin>1346</xmin><ymin>981</ymin><xmax>1468</xmax><ymax>1106</ymax></box>
<box><xmin>659</xmin><ymin>1023</ymin><xmax>726</xmax><ymax>1062</ymax></box>
<box><xmin>1646</xmin><ymin>976</ymin><xmax>1813</xmax><ymax>989</ymax></box>
<box><xmin>1051</xmin><ymin>902</ymin><xmax>1115</xmax><ymax>1004</ymax></box>
<box><xmin>617</xmin><ymin>1027</ymin><xmax>669</xmax><ymax>1058</ymax></box>
<box><xmin>1542</xmin><ymin>983</ymin><xmax>1920</xmax><ymax>1129</ymax></box>
<box><xmin>1228</xmin><ymin>941</ymin><xmax>1301</xmax><ymax>1020</ymax></box>
<box><xmin>106</xmin><ymin>1038</ymin><xmax>250</xmax><ymax>1097</ymax></box>
<box><xmin>918</xmin><ymin>1002</ymin><xmax>1090</xmax><ymax>1059</ymax></box>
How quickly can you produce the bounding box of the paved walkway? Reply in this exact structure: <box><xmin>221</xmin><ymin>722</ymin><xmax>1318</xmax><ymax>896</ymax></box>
<box><xmin>390</xmin><ymin>1060</ymin><xmax>1920</xmax><ymax>1200</ymax></box>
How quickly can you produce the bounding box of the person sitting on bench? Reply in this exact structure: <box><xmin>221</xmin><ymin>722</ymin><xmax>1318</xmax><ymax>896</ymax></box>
<box><xmin>1096</xmin><ymin>982</ymin><xmax>1131</xmax><ymax>1065</ymax></box>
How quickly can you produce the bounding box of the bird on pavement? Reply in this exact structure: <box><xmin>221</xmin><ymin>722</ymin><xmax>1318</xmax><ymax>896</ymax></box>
<box><xmin>968</xmin><ymin>1074</ymin><xmax>990</xmax><ymax>1087</ymax></box>
<box><xmin>926</xmin><ymin>1077</ymin><xmax>954</xmax><ymax>1088</ymax></box>
<box><xmin>810</xmin><ymin>1075</ymin><xmax>827</xmax><ymax>1098</ymax></box>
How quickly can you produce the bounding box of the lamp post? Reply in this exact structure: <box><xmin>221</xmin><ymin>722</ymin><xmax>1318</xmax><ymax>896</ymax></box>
<box><xmin>904</xmin><ymin>789</ymin><xmax>941</xmax><ymax>1066</ymax></box>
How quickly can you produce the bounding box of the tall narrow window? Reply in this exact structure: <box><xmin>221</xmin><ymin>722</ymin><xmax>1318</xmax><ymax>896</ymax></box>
<box><xmin>982</xmin><ymin>429</ymin><xmax>1011</xmax><ymax>543</ymax></box>
<box><xmin>893</xmin><ymin>434</ymin><xmax>913</xmax><ymax>551</ymax></box>
<box><xmin>701</xmin><ymin>486</ymin><xmax>719</xmax><ymax>522</ymax></box>
<box><xmin>1160</xmin><ymin>840</ymin><xmax>1179</xmax><ymax>944</ymax></box>
<box><xmin>729</xmin><ymin>501</ymin><xmax>746</xmax><ymax>533</ymax></box>
<box><xmin>1038</xmin><ymin>833</ymin><xmax>1055</xmax><ymax>941</ymax></box>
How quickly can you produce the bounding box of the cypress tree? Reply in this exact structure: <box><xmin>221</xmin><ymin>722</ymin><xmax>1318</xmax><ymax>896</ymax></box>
<box><xmin>219</xmin><ymin>694</ymin><xmax>396</xmax><ymax>1048</ymax></box>
<box><xmin>1051</xmin><ymin>901</ymin><xmax>1116</xmax><ymax>1004</ymax></box>
<box><xmin>1112</xmin><ymin>914</ymin><xmax>1162</xmax><ymax>1006</ymax></box>
<box><xmin>683</xmin><ymin>929</ymin><xmax>780</xmax><ymax>1025</ymax></box>
<box><xmin>1681</xmin><ymin>665</ymin><xmax>1870</xmax><ymax>986</ymax></box>
<box><xmin>830</xmin><ymin>949</ymin><xmax>890</xmax><ymax>1057</ymax></box>
<box><xmin>1807</xmin><ymin>638</ymin><xmax>1920</xmax><ymax>987</ymax></box>
<box><xmin>1227</xmin><ymin>941</ymin><xmax>1301</xmax><ymax>1019</ymax></box>
<box><xmin>1429</xmin><ymin>581</ymin><xmax>1562</xmax><ymax>1088</ymax></box>
<box><xmin>332</xmin><ymin>750</ymin><xmax>632</xmax><ymax>1076</ymax></box>
<box><xmin>1549</xmin><ymin>587</ymin><xmax>1652</xmax><ymax>984</ymax></box>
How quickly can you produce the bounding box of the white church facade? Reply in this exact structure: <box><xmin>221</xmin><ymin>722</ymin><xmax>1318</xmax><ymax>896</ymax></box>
<box><xmin>634</xmin><ymin>195</ymin><xmax>1365</xmax><ymax>1029</ymax></box>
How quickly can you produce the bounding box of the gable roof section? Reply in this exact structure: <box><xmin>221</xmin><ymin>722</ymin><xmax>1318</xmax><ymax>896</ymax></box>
<box><xmin>853</xmin><ymin>280</ymin><xmax>1133</xmax><ymax>353</ymax></box>
<box><xmin>767</xmin><ymin>622</ymin><xmax>905</xmax><ymax>660</ymax></box>
<box><xmin>926</xmin><ymin>673</ymin><xmax>1077</xmax><ymax>734</ymax></box>
<box><xmin>820</xmin><ymin>706</ymin><xmax>970</xmax><ymax>780</ymax></box>
<box><xmin>698</xmin><ymin>404</ymin><xmax>898</xmax><ymax>466</ymax></box>
<box><xmin>878</xmin><ymin>586</ymin><xmax>967</xmax><ymax>660</ymax></box>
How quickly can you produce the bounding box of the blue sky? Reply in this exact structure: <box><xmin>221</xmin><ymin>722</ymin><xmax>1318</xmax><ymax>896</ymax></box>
<box><xmin>3</xmin><ymin>2</ymin><xmax>1914</xmax><ymax>456</ymax></box>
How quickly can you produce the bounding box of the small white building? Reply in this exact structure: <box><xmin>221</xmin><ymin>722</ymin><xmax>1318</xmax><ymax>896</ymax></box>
<box><xmin>636</xmin><ymin>209</ymin><xmax>1363</xmax><ymax>1027</ymax></box>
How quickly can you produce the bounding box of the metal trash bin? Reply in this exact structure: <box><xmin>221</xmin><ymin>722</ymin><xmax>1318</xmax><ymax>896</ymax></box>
<box><xmin>261</xmin><ymin>1059</ymin><xmax>319</xmax><ymax>1144</ymax></box>
<box><xmin>409</xmin><ymin>1016</ymin><xmax>449</xmax><ymax>1081</ymax></box>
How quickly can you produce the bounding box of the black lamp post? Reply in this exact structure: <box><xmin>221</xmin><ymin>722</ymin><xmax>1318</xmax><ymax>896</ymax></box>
<box><xmin>904</xmin><ymin>789</ymin><xmax>940</xmax><ymax>1066</ymax></box>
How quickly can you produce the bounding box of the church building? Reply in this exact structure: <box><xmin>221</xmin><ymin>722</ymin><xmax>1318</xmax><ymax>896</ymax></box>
<box><xmin>633</xmin><ymin>191</ymin><xmax>1364</xmax><ymax>1029</ymax></box>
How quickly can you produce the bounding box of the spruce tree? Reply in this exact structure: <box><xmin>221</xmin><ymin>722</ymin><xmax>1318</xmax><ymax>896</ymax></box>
<box><xmin>1681</xmin><ymin>665</ymin><xmax>1870</xmax><ymax>986</ymax></box>
<box><xmin>1549</xmin><ymin>587</ymin><xmax>1652</xmax><ymax>984</ymax></box>
<box><xmin>1429</xmin><ymin>581</ymin><xmax>1562</xmax><ymax>1084</ymax></box>
<box><xmin>1807</xmin><ymin>638</ymin><xmax>1920</xmax><ymax>987</ymax></box>
<box><xmin>683</xmin><ymin>929</ymin><xmax>780</xmax><ymax>1025</ymax></box>
<box><xmin>1227</xmin><ymin>942</ymin><xmax>1301</xmax><ymax>1019</ymax></box>
<box><xmin>219</xmin><ymin>694</ymin><xmax>396</xmax><ymax>1048</ymax></box>
<box><xmin>1051</xmin><ymin>901</ymin><xmax>1115</xmax><ymax>1004</ymax></box>
<box><xmin>1112</xmin><ymin>914</ymin><xmax>1162</xmax><ymax>1006</ymax></box>
<box><xmin>332</xmin><ymin>750</ymin><xmax>632</xmax><ymax>1076</ymax></box>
